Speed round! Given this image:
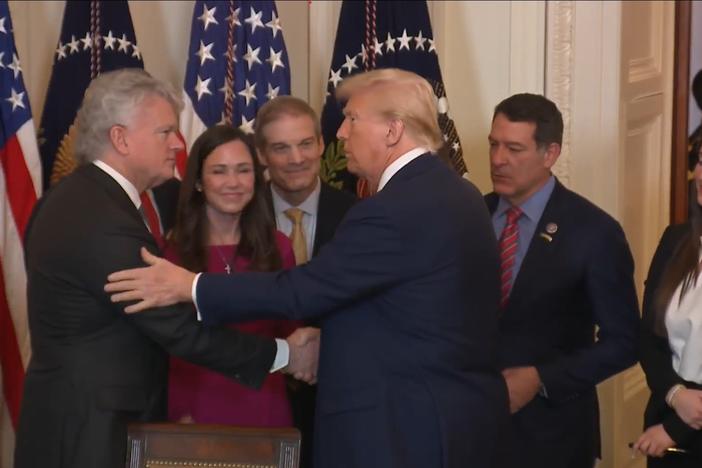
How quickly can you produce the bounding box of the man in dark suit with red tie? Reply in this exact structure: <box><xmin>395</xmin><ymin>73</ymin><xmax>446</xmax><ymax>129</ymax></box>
<box><xmin>15</xmin><ymin>69</ymin><xmax>317</xmax><ymax>468</ymax></box>
<box><xmin>484</xmin><ymin>93</ymin><xmax>640</xmax><ymax>468</ymax></box>
<box><xmin>106</xmin><ymin>68</ymin><xmax>510</xmax><ymax>468</ymax></box>
<box><xmin>254</xmin><ymin>95</ymin><xmax>356</xmax><ymax>467</ymax></box>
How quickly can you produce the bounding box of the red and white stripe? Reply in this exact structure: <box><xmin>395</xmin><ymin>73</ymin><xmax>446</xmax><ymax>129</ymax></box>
<box><xmin>0</xmin><ymin>119</ymin><xmax>41</xmax><ymax>466</ymax></box>
<box><xmin>498</xmin><ymin>206</ymin><xmax>521</xmax><ymax>308</ymax></box>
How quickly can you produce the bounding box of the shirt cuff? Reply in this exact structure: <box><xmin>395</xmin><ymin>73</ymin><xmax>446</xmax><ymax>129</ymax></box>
<box><xmin>192</xmin><ymin>272</ymin><xmax>202</xmax><ymax>321</ymax></box>
<box><xmin>271</xmin><ymin>338</ymin><xmax>290</xmax><ymax>373</ymax></box>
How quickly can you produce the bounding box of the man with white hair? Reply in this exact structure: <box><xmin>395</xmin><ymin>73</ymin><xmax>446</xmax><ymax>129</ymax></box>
<box><xmin>15</xmin><ymin>68</ymin><xmax>317</xmax><ymax>468</ymax></box>
<box><xmin>107</xmin><ymin>68</ymin><xmax>509</xmax><ymax>468</ymax></box>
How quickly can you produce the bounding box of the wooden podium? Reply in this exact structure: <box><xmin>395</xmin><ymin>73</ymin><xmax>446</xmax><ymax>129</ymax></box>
<box><xmin>126</xmin><ymin>423</ymin><xmax>300</xmax><ymax>468</ymax></box>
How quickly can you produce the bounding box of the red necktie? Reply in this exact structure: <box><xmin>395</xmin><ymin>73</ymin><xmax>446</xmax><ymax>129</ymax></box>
<box><xmin>139</xmin><ymin>192</ymin><xmax>164</xmax><ymax>250</ymax></box>
<box><xmin>499</xmin><ymin>206</ymin><xmax>522</xmax><ymax>308</ymax></box>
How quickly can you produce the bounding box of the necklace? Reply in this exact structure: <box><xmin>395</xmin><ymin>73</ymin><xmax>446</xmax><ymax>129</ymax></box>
<box><xmin>212</xmin><ymin>245</ymin><xmax>232</xmax><ymax>274</ymax></box>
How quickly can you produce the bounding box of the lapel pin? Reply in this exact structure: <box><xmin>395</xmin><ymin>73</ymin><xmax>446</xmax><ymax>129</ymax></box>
<box><xmin>539</xmin><ymin>233</ymin><xmax>553</xmax><ymax>242</ymax></box>
<box><xmin>545</xmin><ymin>222</ymin><xmax>558</xmax><ymax>234</ymax></box>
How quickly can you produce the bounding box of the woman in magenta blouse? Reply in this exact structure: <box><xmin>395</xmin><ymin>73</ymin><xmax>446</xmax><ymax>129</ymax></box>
<box><xmin>166</xmin><ymin>125</ymin><xmax>297</xmax><ymax>426</ymax></box>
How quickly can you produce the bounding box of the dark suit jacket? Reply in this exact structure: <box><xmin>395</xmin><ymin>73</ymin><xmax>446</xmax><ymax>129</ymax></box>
<box><xmin>14</xmin><ymin>164</ymin><xmax>276</xmax><ymax>468</ymax></box>
<box><xmin>640</xmin><ymin>222</ymin><xmax>702</xmax><ymax>458</ymax></box>
<box><xmin>268</xmin><ymin>180</ymin><xmax>355</xmax><ymax>468</ymax></box>
<box><xmin>199</xmin><ymin>154</ymin><xmax>510</xmax><ymax>468</ymax></box>
<box><xmin>311</xmin><ymin>181</ymin><xmax>356</xmax><ymax>256</ymax></box>
<box><xmin>485</xmin><ymin>179</ymin><xmax>639</xmax><ymax>468</ymax></box>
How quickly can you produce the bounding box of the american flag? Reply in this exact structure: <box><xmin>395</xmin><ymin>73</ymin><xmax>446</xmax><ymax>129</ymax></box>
<box><xmin>0</xmin><ymin>1</ymin><xmax>41</xmax><ymax>465</ymax></box>
<box><xmin>38</xmin><ymin>0</ymin><xmax>167</xmax><ymax>244</ymax></box>
<box><xmin>178</xmin><ymin>0</ymin><xmax>290</xmax><ymax>177</ymax></box>
<box><xmin>320</xmin><ymin>0</ymin><xmax>466</xmax><ymax>196</ymax></box>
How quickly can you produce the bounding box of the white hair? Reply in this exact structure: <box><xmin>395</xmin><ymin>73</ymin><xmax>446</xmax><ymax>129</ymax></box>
<box><xmin>74</xmin><ymin>68</ymin><xmax>182</xmax><ymax>163</ymax></box>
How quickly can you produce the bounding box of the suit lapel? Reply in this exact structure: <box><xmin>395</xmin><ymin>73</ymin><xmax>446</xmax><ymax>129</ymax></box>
<box><xmin>313</xmin><ymin>183</ymin><xmax>334</xmax><ymax>256</ymax></box>
<box><xmin>81</xmin><ymin>164</ymin><xmax>158</xmax><ymax>249</ymax></box>
<box><xmin>505</xmin><ymin>181</ymin><xmax>567</xmax><ymax>313</ymax></box>
<box><xmin>381</xmin><ymin>153</ymin><xmax>434</xmax><ymax>190</ymax></box>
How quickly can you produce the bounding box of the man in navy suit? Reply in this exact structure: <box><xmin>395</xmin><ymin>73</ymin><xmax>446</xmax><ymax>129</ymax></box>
<box><xmin>107</xmin><ymin>68</ymin><xmax>509</xmax><ymax>468</ymax></box>
<box><xmin>484</xmin><ymin>93</ymin><xmax>639</xmax><ymax>468</ymax></box>
<box><xmin>254</xmin><ymin>95</ymin><xmax>356</xmax><ymax>468</ymax></box>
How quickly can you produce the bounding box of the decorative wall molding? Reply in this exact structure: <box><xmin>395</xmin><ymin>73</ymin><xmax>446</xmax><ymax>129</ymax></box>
<box><xmin>624</xmin><ymin>1</ymin><xmax>664</xmax><ymax>90</ymax></box>
<box><xmin>545</xmin><ymin>1</ymin><xmax>574</xmax><ymax>186</ymax></box>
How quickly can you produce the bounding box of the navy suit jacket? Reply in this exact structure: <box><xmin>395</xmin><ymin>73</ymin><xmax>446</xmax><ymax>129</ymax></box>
<box><xmin>199</xmin><ymin>154</ymin><xmax>509</xmax><ymax>468</ymax></box>
<box><xmin>485</xmin><ymin>179</ymin><xmax>639</xmax><ymax>468</ymax></box>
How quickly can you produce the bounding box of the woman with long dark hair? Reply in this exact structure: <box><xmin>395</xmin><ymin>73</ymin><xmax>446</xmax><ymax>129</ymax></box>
<box><xmin>634</xmin><ymin>145</ymin><xmax>702</xmax><ymax>466</ymax></box>
<box><xmin>166</xmin><ymin>125</ymin><xmax>298</xmax><ymax>426</ymax></box>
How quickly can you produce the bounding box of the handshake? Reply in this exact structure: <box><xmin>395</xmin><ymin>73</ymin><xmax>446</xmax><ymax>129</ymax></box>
<box><xmin>284</xmin><ymin>327</ymin><xmax>320</xmax><ymax>384</ymax></box>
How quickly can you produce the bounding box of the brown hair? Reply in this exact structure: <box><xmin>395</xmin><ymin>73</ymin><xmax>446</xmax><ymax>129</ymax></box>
<box><xmin>653</xmin><ymin>191</ymin><xmax>702</xmax><ymax>335</ymax></box>
<box><xmin>171</xmin><ymin>125</ymin><xmax>281</xmax><ymax>273</ymax></box>
<box><xmin>254</xmin><ymin>95</ymin><xmax>321</xmax><ymax>150</ymax></box>
<box><xmin>493</xmin><ymin>93</ymin><xmax>564</xmax><ymax>148</ymax></box>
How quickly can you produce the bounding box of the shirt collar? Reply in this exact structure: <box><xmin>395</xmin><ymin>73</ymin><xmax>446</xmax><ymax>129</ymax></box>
<box><xmin>377</xmin><ymin>147</ymin><xmax>429</xmax><ymax>192</ymax></box>
<box><xmin>495</xmin><ymin>175</ymin><xmax>556</xmax><ymax>222</ymax></box>
<box><xmin>271</xmin><ymin>177</ymin><xmax>321</xmax><ymax>216</ymax></box>
<box><xmin>93</xmin><ymin>160</ymin><xmax>141</xmax><ymax>209</ymax></box>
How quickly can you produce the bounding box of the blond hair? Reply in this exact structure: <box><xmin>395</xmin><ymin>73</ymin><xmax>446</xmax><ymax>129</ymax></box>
<box><xmin>336</xmin><ymin>68</ymin><xmax>442</xmax><ymax>151</ymax></box>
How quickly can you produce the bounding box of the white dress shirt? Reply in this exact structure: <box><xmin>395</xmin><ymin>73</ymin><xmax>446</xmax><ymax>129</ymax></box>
<box><xmin>665</xmin><ymin>250</ymin><xmax>702</xmax><ymax>384</ymax></box>
<box><xmin>377</xmin><ymin>147</ymin><xmax>429</xmax><ymax>191</ymax></box>
<box><xmin>93</xmin><ymin>160</ymin><xmax>142</xmax><ymax>209</ymax></box>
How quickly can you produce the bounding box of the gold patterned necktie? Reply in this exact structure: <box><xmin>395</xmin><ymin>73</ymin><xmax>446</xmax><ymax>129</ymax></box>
<box><xmin>284</xmin><ymin>207</ymin><xmax>308</xmax><ymax>264</ymax></box>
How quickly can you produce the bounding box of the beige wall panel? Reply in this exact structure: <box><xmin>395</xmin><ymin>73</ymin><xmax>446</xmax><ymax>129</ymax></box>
<box><xmin>130</xmin><ymin>1</ymin><xmax>193</xmax><ymax>88</ymax></box>
<box><xmin>308</xmin><ymin>0</ymin><xmax>341</xmax><ymax>114</ymax></box>
<box><xmin>621</xmin><ymin>1</ymin><xmax>666</xmax><ymax>101</ymax></box>
<box><xmin>273</xmin><ymin>0</ymin><xmax>309</xmax><ymax>102</ymax></box>
<box><xmin>434</xmin><ymin>1</ymin><xmax>511</xmax><ymax>194</ymax></box>
<box><xmin>622</xmin><ymin>96</ymin><xmax>668</xmax><ymax>289</ymax></box>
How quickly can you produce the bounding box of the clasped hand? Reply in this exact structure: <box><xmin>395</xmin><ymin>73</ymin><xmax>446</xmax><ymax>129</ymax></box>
<box><xmin>631</xmin><ymin>387</ymin><xmax>702</xmax><ymax>457</ymax></box>
<box><xmin>670</xmin><ymin>387</ymin><xmax>702</xmax><ymax>429</ymax></box>
<box><xmin>285</xmin><ymin>327</ymin><xmax>320</xmax><ymax>384</ymax></box>
<box><xmin>632</xmin><ymin>424</ymin><xmax>675</xmax><ymax>458</ymax></box>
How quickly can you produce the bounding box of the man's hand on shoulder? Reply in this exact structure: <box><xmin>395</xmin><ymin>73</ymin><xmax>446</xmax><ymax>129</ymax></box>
<box><xmin>105</xmin><ymin>247</ymin><xmax>196</xmax><ymax>313</ymax></box>
<box><xmin>284</xmin><ymin>327</ymin><xmax>320</xmax><ymax>384</ymax></box>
